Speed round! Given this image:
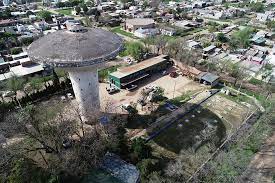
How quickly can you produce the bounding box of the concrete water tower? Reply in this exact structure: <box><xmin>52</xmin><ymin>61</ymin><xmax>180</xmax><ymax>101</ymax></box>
<box><xmin>28</xmin><ymin>25</ymin><xmax>123</xmax><ymax>120</ymax></box>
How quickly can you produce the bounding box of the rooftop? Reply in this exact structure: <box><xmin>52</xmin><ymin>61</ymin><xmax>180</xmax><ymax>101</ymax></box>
<box><xmin>0</xmin><ymin>63</ymin><xmax>44</xmax><ymax>81</ymax></box>
<box><xmin>125</xmin><ymin>18</ymin><xmax>154</xmax><ymax>26</ymax></box>
<box><xmin>27</xmin><ymin>28</ymin><xmax>123</xmax><ymax>68</ymax></box>
<box><xmin>199</xmin><ymin>72</ymin><xmax>219</xmax><ymax>83</ymax></box>
<box><xmin>110</xmin><ymin>55</ymin><xmax>168</xmax><ymax>79</ymax></box>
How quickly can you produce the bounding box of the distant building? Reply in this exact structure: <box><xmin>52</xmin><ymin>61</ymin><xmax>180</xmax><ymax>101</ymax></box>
<box><xmin>124</xmin><ymin>18</ymin><xmax>155</xmax><ymax>33</ymax></box>
<box><xmin>134</xmin><ymin>28</ymin><xmax>159</xmax><ymax>38</ymax></box>
<box><xmin>160</xmin><ymin>27</ymin><xmax>176</xmax><ymax>36</ymax></box>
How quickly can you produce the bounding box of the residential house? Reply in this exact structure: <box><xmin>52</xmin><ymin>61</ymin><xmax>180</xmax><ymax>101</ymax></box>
<box><xmin>124</xmin><ymin>18</ymin><xmax>155</xmax><ymax>32</ymax></box>
<box><xmin>134</xmin><ymin>28</ymin><xmax>159</xmax><ymax>38</ymax></box>
<box><xmin>159</xmin><ymin>27</ymin><xmax>176</xmax><ymax>36</ymax></box>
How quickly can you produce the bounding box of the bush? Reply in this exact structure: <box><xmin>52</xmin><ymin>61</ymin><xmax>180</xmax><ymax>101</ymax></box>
<box><xmin>137</xmin><ymin>159</ymin><xmax>160</xmax><ymax>182</ymax></box>
<box><xmin>130</xmin><ymin>138</ymin><xmax>151</xmax><ymax>160</ymax></box>
<box><xmin>10</xmin><ymin>47</ymin><xmax>23</xmax><ymax>55</ymax></box>
<box><xmin>20</xmin><ymin>37</ymin><xmax>34</xmax><ymax>46</ymax></box>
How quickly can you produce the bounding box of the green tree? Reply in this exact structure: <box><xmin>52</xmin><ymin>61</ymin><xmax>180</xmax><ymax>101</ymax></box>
<box><xmin>6</xmin><ymin>76</ymin><xmax>26</xmax><ymax>108</ymax></box>
<box><xmin>216</xmin><ymin>33</ymin><xmax>228</xmax><ymax>43</ymax></box>
<box><xmin>126</xmin><ymin>41</ymin><xmax>145</xmax><ymax>61</ymax></box>
<box><xmin>10</xmin><ymin>47</ymin><xmax>23</xmax><ymax>55</ymax></box>
<box><xmin>228</xmin><ymin>63</ymin><xmax>248</xmax><ymax>86</ymax></box>
<box><xmin>82</xmin><ymin>4</ymin><xmax>88</xmax><ymax>14</ymax></box>
<box><xmin>37</xmin><ymin>10</ymin><xmax>52</xmax><ymax>22</ymax></box>
<box><xmin>75</xmin><ymin>6</ymin><xmax>81</xmax><ymax>14</ymax></box>
<box><xmin>266</xmin><ymin>20</ymin><xmax>275</xmax><ymax>30</ymax></box>
<box><xmin>137</xmin><ymin>159</ymin><xmax>160</xmax><ymax>182</ymax></box>
<box><xmin>131</xmin><ymin>137</ymin><xmax>151</xmax><ymax>160</ymax></box>
<box><xmin>232</xmin><ymin>27</ymin><xmax>255</xmax><ymax>48</ymax></box>
<box><xmin>250</xmin><ymin>2</ymin><xmax>265</xmax><ymax>12</ymax></box>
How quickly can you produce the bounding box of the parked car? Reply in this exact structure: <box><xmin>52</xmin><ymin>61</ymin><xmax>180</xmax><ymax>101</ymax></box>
<box><xmin>106</xmin><ymin>87</ymin><xmax>119</xmax><ymax>94</ymax></box>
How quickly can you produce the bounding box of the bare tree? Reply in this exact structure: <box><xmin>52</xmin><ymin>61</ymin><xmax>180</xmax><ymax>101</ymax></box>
<box><xmin>228</xmin><ymin>63</ymin><xmax>249</xmax><ymax>86</ymax></box>
<box><xmin>9</xmin><ymin>103</ymin><xmax>120</xmax><ymax>177</ymax></box>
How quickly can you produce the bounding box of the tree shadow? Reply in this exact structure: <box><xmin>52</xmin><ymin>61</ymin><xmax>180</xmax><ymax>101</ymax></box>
<box><xmin>149</xmin><ymin>107</ymin><xmax>227</xmax><ymax>154</ymax></box>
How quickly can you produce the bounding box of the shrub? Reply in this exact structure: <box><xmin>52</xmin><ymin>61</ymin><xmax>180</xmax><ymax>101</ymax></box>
<box><xmin>137</xmin><ymin>159</ymin><xmax>160</xmax><ymax>182</ymax></box>
<box><xmin>10</xmin><ymin>47</ymin><xmax>23</xmax><ymax>55</ymax></box>
<box><xmin>130</xmin><ymin>137</ymin><xmax>151</xmax><ymax>160</ymax></box>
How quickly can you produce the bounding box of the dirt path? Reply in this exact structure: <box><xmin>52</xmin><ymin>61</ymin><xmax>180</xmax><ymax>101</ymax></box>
<box><xmin>241</xmin><ymin>132</ymin><xmax>275</xmax><ymax>183</ymax></box>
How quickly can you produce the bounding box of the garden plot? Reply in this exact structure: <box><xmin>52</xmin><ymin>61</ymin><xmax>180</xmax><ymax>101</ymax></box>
<box><xmin>148</xmin><ymin>94</ymin><xmax>255</xmax><ymax>175</ymax></box>
<box><xmin>202</xmin><ymin>95</ymin><xmax>254</xmax><ymax>130</ymax></box>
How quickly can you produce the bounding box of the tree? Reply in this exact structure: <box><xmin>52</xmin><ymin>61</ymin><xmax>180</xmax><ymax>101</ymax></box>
<box><xmin>155</xmin><ymin>35</ymin><xmax>169</xmax><ymax>54</ymax></box>
<box><xmin>216</xmin><ymin>33</ymin><xmax>228</xmax><ymax>43</ymax></box>
<box><xmin>6</xmin><ymin>76</ymin><xmax>26</xmax><ymax>108</ymax></box>
<box><xmin>82</xmin><ymin>4</ymin><xmax>88</xmax><ymax>14</ymax></box>
<box><xmin>137</xmin><ymin>159</ymin><xmax>160</xmax><ymax>182</ymax></box>
<box><xmin>228</xmin><ymin>63</ymin><xmax>248</xmax><ymax>86</ymax></box>
<box><xmin>126</xmin><ymin>41</ymin><xmax>145</xmax><ymax>61</ymax></box>
<box><xmin>231</xmin><ymin>27</ymin><xmax>255</xmax><ymax>49</ymax></box>
<box><xmin>142</xmin><ymin>37</ymin><xmax>154</xmax><ymax>52</ymax></box>
<box><xmin>12</xmin><ymin>103</ymin><xmax>119</xmax><ymax>178</ymax></box>
<box><xmin>166</xmin><ymin>39</ymin><xmax>182</xmax><ymax>59</ymax></box>
<box><xmin>0</xmin><ymin>8</ymin><xmax>11</xmax><ymax>19</ymax></box>
<box><xmin>130</xmin><ymin>137</ymin><xmax>151</xmax><ymax>160</ymax></box>
<box><xmin>37</xmin><ymin>10</ymin><xmax>52</xmax><ymax>22</ymax></box>
<box><xmin>250</xmin><ymin>2</ymin><xmax>265</xmax><ymax>12</ymax></box>
<box><xmin>266</xmin><ymin>20</ymin><xmax>275</xmax><ymax>31</ymax></box>
<box><xmin>75</xmin><ymin>6</ymin><xmax>81</xmax><ymax>15</ymax></box>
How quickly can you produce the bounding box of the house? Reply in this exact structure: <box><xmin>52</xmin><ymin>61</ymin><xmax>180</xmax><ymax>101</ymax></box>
<box><xmin>203</xmin><ymin>45</ymin><xmax>216</xmax><ymax>53</ymax></box>
<box><xmin>159</xmin><ymin>27</ymin><xmax>176</xmax><ymax>36</ymax></box>
<box><xmin>198</xmin><ymin>72</ymin><xmax>220</xmax><ymax>87</ymax></box>
<box><xmin>187</xmin><ymin>40</ymin><xmax>201</xmax><ymax>49</ymax></box>
<box><xmin>124</xmin><ymin>18</ymin><xmax>155</xmax><ymax>32</ymax></box>
<box><xmin>134</xmin><ymin>28</ymin><xmax>159</xmax><ymax>38</ymax></box>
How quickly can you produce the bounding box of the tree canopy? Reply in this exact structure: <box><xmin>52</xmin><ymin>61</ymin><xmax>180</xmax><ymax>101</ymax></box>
<box><xmin>37</xmin><ymin>10</ymin><xmax>52</xmax><ymax>22</ymax></box>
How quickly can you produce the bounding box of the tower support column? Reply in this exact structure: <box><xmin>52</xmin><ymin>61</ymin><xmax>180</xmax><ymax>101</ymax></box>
<box><xmin>68</xmin><ymin>68</ymin><xmax>100</xmax><ymax>120</ymax></box>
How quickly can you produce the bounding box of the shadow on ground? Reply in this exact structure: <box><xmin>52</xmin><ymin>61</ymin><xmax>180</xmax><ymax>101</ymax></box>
<box><xmin>149</xmin><ymin>107</ymin><xmax>227</xmax><ymax>154</ymax></box>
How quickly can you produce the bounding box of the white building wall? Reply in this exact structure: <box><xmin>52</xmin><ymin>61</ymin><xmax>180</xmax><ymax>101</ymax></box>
<box><xmin>69</xmin><ymin>69</ymin><xmax>100</xmax><ymax>120</ymax></box>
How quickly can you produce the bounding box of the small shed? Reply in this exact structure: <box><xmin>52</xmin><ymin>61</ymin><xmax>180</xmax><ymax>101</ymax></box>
<box><xmin>198</xmin><ymin>72</ymin><xmax>220</xmax><ymax>87</ymax></box>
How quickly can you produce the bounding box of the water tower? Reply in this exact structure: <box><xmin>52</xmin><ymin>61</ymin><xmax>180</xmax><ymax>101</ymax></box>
<box><xmin>28</xmin><ymin>25</ymin><xmax>123</xmax><ymax>120</ymax></box>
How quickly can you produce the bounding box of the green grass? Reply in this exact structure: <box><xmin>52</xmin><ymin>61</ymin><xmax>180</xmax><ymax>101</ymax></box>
<box><xmin>249</xmin><ymin>78</ymin><xmax>264</xmax><ymax>86</ymax></box>
<box><xmin>219</xmin><ymin>93</ymin><xmax>250</xmax><ymax>104</ymax></box>
<box><xmin>98</xmin><ymin>65</ymin><xmax>121</xmax><ymax>82</ymax></box>
<box><xmin>111</xmin><ymin>27</ymin><xmax>137</xmax><ymax>38</ymax></box>
<box><xmin>168</xmin><ymin>92</ymin><xmax>193</xmax><ymax>107</ymax></box>
<box><xmin>56</xmin><ymin>8</ymin><xmax>73</xmax><ymax>16</ymax></box>
<box><xmin>202</xmin><ymin>109</ymin><xmax>273</xmax><ymax>182</ymax></box>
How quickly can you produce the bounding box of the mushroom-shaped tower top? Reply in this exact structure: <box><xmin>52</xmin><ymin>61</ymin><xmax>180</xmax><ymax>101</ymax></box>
<box><xmin>28</xmin><ymin>27</ymin><xmax>123</xmax><ymax>68</ymax></box>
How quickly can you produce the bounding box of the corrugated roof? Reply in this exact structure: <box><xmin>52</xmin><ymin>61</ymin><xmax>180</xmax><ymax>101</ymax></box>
<box><xmin>110</xmin><ymin>55</ymin><xmax>167</xmax><ymax>79</ymax></box>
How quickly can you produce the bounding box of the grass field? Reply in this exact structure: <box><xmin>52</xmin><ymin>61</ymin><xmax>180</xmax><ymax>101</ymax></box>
<box><xmin>56</xmin><ymin>8</ymin><xmax>73</xmax><ymax>16</ymax></box>
<box><xmin>150</xmin><ymin>107</ymin><xmax>226</xmax><ymax>154</ymax></box>
<box><xmin>111</xmin><ymin>27</ymin><xmax>137</xmax><ymax>38</ymax></box>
